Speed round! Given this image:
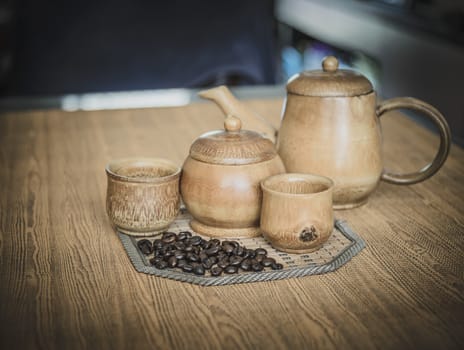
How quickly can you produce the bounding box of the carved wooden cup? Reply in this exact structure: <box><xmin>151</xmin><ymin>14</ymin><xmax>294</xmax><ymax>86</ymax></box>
<box><xmin>260</xmin><ymin>173</ymin><xmax>334</xmax><ymax>253</ymax></box>
<box><xmin>106</xmin><ymin>158</ymin><xmax>181</xmax><ymax>236</ymax></box>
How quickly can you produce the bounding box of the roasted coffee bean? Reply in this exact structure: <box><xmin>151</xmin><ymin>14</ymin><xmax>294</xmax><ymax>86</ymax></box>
<box><xmin>167</xmin><ymin>256</ymin><xmax>178</xmax><ymax>268</ymax></box>
<box><xmin>240</xmin><ymin>259</ymin><xmax>252</xmax><ymax>271</ymax></box>
<box><xmin>174</xmin><ymin>250</ymin><xmax>186</xmax><ymax>260</ymax></box>
<box><xmin>229</xmin><ymin>255</ymin><xmax>243</xmax><ymax>266</ymax></box>
<box><xmin>210</xmin><ymin>266</ymin><xmax>223</xmax><ymax>276</ymax></box>
<box><xmin>209</xmin><ymin>256</ymin><xmax>218</xmax><ymax>264</ymax></box>
<box><xmin>217</xmin><ymin>252</ymin><xmax>227</xmax><ymax>260</ymax></box>
<box><xmin>162</xmin><ymin>232</ymin><xmax>177</xmax><ymax>244</ymax></box>
<box><xmin>262</xmin><ymin>257</ymin><xmax>276</xmax><ymax>267</ymax></box>
<box><xmin>177</xmin><ymin>231</ymin><xmax>191</xmax><ymax>241</ymax></box>
<box><xmin>224</xmin><ymin>265</ymin><xmax>238</xmax><ymax>274</ymax></box>
<box><xmin>255</xmin><ymin>254</ymin><xmax>265</xmax><ymax>263</ymax></box>
<box><xmin>155</xmin><ymin>260</ymin><xmax>168</xmax><ymax>269</ymax></box>
<box><xmin>184</xmin><ymin>244</ymin><xmax>194</xmax><ymax>252</ymax></box>
<box><xmin>229</xmin><ymin>241</ymin><xmax>239</xmax><ymax>248</ymax></box>
<box><xmin>149</xmin><ymin>256</ymin><xmax>164</xmax><ymax>265</ymax></box>
<box><xmin>182</xmin><ymin>264</ymin><xmax>194</xmax><ymax>273</ymax></box>
<box><xmin>193</xmin><ymin>246</ymin><xmax>201</xmax><ymax>255</ymax></box>
<box><xmin>137</xmin><ymin>239</ymin><xmax>153</xmax><ymax>255</ymax></box>
<box><xmin>210</xmin><ymin>239</ymin><xmax>220</xmax><ymax>246</ymax></box>
<box><xmin>153</xmin><ymin>239</ymin><xmax>164</xmax><ymax>250</ymax></box>
<box><xmin>223</xmin><ymin>244</ymin><xmax>234</xmax><ymax>255</ymax></box>
<box><xmin>233</xmin><ymin>245</ymin><xmax>244</xmax><ymax>257</ymax></box>
<box><xmin>217</xmin><ymin>258</ymin><xmax>229</xmax><ymax>269</ymax></box>
<box><xmin>163</xmin><ymin>250</ymin><xmax>175</xmax><ymax>258</ymax></box>
<box><xmin>200</xmin><ymin>239</ymin><xmax>209</xmax><ymax>249</ymax></box>
<box><xmin>202</xmin><ymin>258</ymin><xmax>215</xmax><ymax>269</ymax></box>
<box><xmin>248</xmin><ymin>249</ymin><xmax>257</xmax><ymax>259</ymax></box>
<box><xmin>199</xmin><ymin>251</ymin><xmax>208</xmax><ymax>262</ymax></box>
<box><xmin>193</xmin><ymin>264</ymin><xmax>205</xmax><ymax>276</ymax></box>
<box><xmin>271</xmin><ymin>263</ymin><xmax>283</xmax><ymax>270</ymax></box>
<box><xmin>174</xmin><ymin>241</ymin><xmax>185</xmax><ymax>250</ymax></box>
<box><xmin>177</xmin><ymin>259</ymin><xmax>187</xmax><ymax>268</ymax></box>
<box><xmin>187</xmin><ymin>253</ymin><xmax>200</xmax><ymax>263</ymax></box>
<box><xmin>255</xmin><ymin>248</ymin><xmax>267</xmax><ymax>256</ymax></box>
<box><xmin>251</xmin><ymin>262</ymin><xmax>264</xmax><ymax>272</ymax></box>
<box><xmin>205</xmin><ymin>246</ymin><xmax>220</xmax><ymax>256</ymax></box>
<box><xmin>189</xmin><ymin>236</ymin><xmax>202</xmax><ymax>246</ymax></box>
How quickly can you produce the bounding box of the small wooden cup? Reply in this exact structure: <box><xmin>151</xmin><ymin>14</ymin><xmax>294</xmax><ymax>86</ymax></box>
<box><xmin>105</xmin><ymin>158</ymin><xmax>181</xmax><ymax>236</ymax></box>
<box><xmin>260</xmin><ymin>173</ymin><xmax>334</xmax><ymax>253</ymax></box>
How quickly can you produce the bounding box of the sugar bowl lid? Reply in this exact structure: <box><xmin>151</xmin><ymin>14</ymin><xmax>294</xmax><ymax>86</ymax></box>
<box><xmin>286</xmin><ymin>56</ymin><xmax>373</xmax><ymax>97</ymax></box>
<box><xmin>189</xmin><ymin>115</ymin><xmax>277</xmax><ymax>165</ymax></box>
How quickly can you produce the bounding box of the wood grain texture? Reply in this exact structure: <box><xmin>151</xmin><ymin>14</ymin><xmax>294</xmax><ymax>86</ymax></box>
<box><xmin>1</xmin><ymin>98</ymin><xmax>463</xmax><ymax>350</ymax></box>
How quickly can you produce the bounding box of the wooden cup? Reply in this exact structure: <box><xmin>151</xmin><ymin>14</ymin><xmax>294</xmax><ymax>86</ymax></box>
<box><xmin>260</xmin><ymin>173</ymin><xmax>334</xmax><ymax>253</ymax></box>
<box><xmin>105</xmin><ymin>157</ymin><xmax>181</xmax><ymax>236</ymax></box>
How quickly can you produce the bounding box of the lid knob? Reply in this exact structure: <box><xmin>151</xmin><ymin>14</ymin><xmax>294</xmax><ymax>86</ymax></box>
<box><xmin>224</xmin><ymin>115</ymin><xmax>242</xmax><ymax>132</ymax></box>
<box><xmin>322</xmin><ymin>56</ymin><xmax>339</xmax><ymax>73</ymax></box>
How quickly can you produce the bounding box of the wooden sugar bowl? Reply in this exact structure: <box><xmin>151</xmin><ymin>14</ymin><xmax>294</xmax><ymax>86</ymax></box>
<box><xmin>180</xmin><ymin>115</ymin><xmax>286</xmax><ymax>238</ymax></box>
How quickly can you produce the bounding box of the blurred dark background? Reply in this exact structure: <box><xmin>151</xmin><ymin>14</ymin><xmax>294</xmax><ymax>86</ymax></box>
<box><xmin>1</xmin><ymin>0</ymin><xmax>463</xmax><ymax>143</ymax></box>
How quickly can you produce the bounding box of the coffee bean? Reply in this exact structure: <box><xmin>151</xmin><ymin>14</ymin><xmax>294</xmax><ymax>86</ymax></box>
<box><xmin>193</xmin><ymin>264</ymin><xmax>205</xmax><ymax>276</ymax></box>
<box><xmin>255</xmin><ymin>248</ymin><xmax>267</xmax><ymax>256</ymax></box>
<box><xmin>174</xmin><ymin>241</ymin><xmax>185</xmax><ymax>250</ymax></box>
<box><xmin>155</xmin><ymin>260</ymin><xmax>168</xmax><ymax>269</ymax></box>
<box><xmin>206</xmin><ymin>246</ymin><xmax>220</xmax><ymax>256</ymax></box>
<box><xmin>187</xmin><ymin>252</ymin><xmax>200</xmax><ymax>263</ymax></box>
<box><xmin>252</xmin><ymin>262</ymin><xmax>264</xmax><ymax>272</ymax></box>
<box><xmin>153</xmin><ymin>239</ymin><xmax>164</xmax><ymax>250</ymax></box>
<box><xmin>137</xmin><ymin>239</ymin><xmax>153</xmax><ymax>255</ymax></box>
<box><xmin>229</xmin><ymin>255</ymin><xmax>243</xmax><ymax>266</ymax></box>
<box><xmin>271</xmin><ymin>263</ymin><xmax>283</xmax><ymax>270</ymax></box>
<box><xmin>240</xmin><ymin>259</ymin><xmax>252</xmax><ymax>271</ymax></box>
<box><xmin>202</xmin><ymin>258</ymin><xmax>215</xmax><ymax>269</ymax></box>
<box><xmin>174</xmin><ymin>250</ymin><xmax>186</xmax><ymax>260</ymax></box>
<box><xmin>182</xmin><ymin>264</ymin><xmax>194</xmax><ymax>273</ymax></box>
<box><xmin>189</xmin><ymin>236</ymin><xmax>202</xmax><ymax>246</ymax></box>
<box><xmin>255</xmin><ymin>254</ymin><xmax>265</xmax><ymax>263</ymax></box>
<box><xmin>149</xmin><ymin>256</ymin><xmax>163</xmax><ymax>265</ymax></box>
<box><xmin>210</xmin><ymin>266</ymin><xmax>223</xmax><ymax>276</ymax></box>
<box><xmin>162</xmin><ymin>232</ymin><xmax>177</xmax><ymax>244</ymax></box>
<box><xmin>223</xmin><ymin>244</ymin><xmax>234</xmax><ymax>255</ymax></box>
<box><xmin>200</xmin><ymin>239</ymin><xmax>209</xmax><ymax>249</ymax></box>
<box><xmin>217</xmin><ymin>258</ymin><xmax>229</xmax><ymax>269</ymax></box>
<box><xmin>163</xmin><ymin>250</ymin><xmax>175</xmax><ymax>258</ymax></box>
<box><xmin>184</xmin><ymin>244</ymin><xmax>194</xmax><ymax>252</ymax></box>
<box><xmin>209</xmin><ymin>256</ymin><xmax>218</xmax><ymax>264</ymax></box>
<box><xmin>178</xmin><ymin>231</ymin><xmax>191</xmax><ymax>241</ymax></box>
<box><xmin>247</xmin><ymin>249</ymin><xmax>256</xmax><ymax>259</ymax></box>
<box><xmin>262</xmin><ymin>257</ymin><xmax>275</xmax><ymax>267</ymax></box>
<box><xmin>229</xmin><ymin>241</ymin><xmax>239</xmax><ymax>248</ymax></box>
<box><xmin>224</xmin><ymin>265</ymin><xmax>238</xmax><ymax>274</ymax></box>
<box><xmin>177</xmin><ymin>259</ymin><xmax>187</xmax><ymax>268</ymax></box>
<box><xmin>199</xmin><ymin>251</ymin><xmax>208</xmax><ymax>262</ymax></box>
<box><xmin>233</xmin><ymin>245</ymin><xmax>244</xmax><ymax>256</ymax></box>
<box><xmin>167</xmin><ymin>256</ymin><xmax>178</xmax><ymax>268</ymax></box>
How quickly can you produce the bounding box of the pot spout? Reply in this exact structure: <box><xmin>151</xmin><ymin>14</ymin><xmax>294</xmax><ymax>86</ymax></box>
<box><xmin>198</xmin><ymin>85</ymin><xmax>278</xmax><ymax>143</ymax></box>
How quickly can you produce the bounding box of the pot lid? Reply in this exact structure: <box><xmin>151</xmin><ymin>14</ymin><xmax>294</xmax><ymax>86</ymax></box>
<box><xmin>286</xmin><ymin>56</ymin><xmax>373</xmax><ymax>97</ymax></box>
<box><xmin>189</xmin><ymin>115</ymin><xmax>277</xmax><ymax>165</ymax></box>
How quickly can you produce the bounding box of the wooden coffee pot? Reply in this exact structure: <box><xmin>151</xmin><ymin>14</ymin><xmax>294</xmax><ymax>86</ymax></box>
<box><xmin>180</xmin><ymin>115</ymin><xmax>286</xmax><ymax>238</ymax></box>
<box><xmin>198</xmin><ymin>56</ymin><xmax>451</xmax><ymax>209</ymax></box>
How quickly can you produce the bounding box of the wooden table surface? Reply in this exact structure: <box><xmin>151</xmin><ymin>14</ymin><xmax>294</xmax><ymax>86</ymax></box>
<box><xmin>1</xmin><ymin>98</ymin><xmax>463</xmax><ymax>350</ymax></box>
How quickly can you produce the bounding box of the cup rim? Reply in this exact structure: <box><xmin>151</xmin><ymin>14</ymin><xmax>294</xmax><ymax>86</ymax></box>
<box><xmin>105</xmin><ymin>157</ymin><xmax>181</xmax><ymax>183</ymax></box>
<box><xmin>260</xmin><ymin>173</ymin><xmax>334</xmax><ymax>197</ymax></box>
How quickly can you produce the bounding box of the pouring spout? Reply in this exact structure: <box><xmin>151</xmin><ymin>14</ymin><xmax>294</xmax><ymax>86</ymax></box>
<box><xmin>198</xmin><ymin>85</ymin><xmax>278</xmax><ymax>143</ymax></box>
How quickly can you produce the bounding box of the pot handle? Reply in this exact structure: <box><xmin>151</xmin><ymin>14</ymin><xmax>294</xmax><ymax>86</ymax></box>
<box><xmin>376</xmin><ymin>97</ymin><xmax>451</xmax><ymax>185</ymax></box>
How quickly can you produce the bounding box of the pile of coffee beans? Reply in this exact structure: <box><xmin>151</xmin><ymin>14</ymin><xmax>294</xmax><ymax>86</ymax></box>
<box><xmin>137</xmin><ymin>231</ymin><xmax>283</xmax><ymax>276</ymax></box>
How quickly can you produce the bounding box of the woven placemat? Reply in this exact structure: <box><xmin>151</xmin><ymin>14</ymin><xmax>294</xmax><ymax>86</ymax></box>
<box><xmin>118</xmin><ymin>209</ymin><xmax>365</xmax><ymax>286</ymax></box>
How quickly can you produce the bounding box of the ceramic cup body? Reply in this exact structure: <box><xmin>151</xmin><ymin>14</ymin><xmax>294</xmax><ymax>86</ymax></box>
<box><xmin>260</xmin><ymin>173</ymin><xmax>334</xmax><ymax>253</ymax></box>
<box><xmin>105</xmin><ymin>157</ymin><xmax>181</xmax><ymax>236</ymax></box>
